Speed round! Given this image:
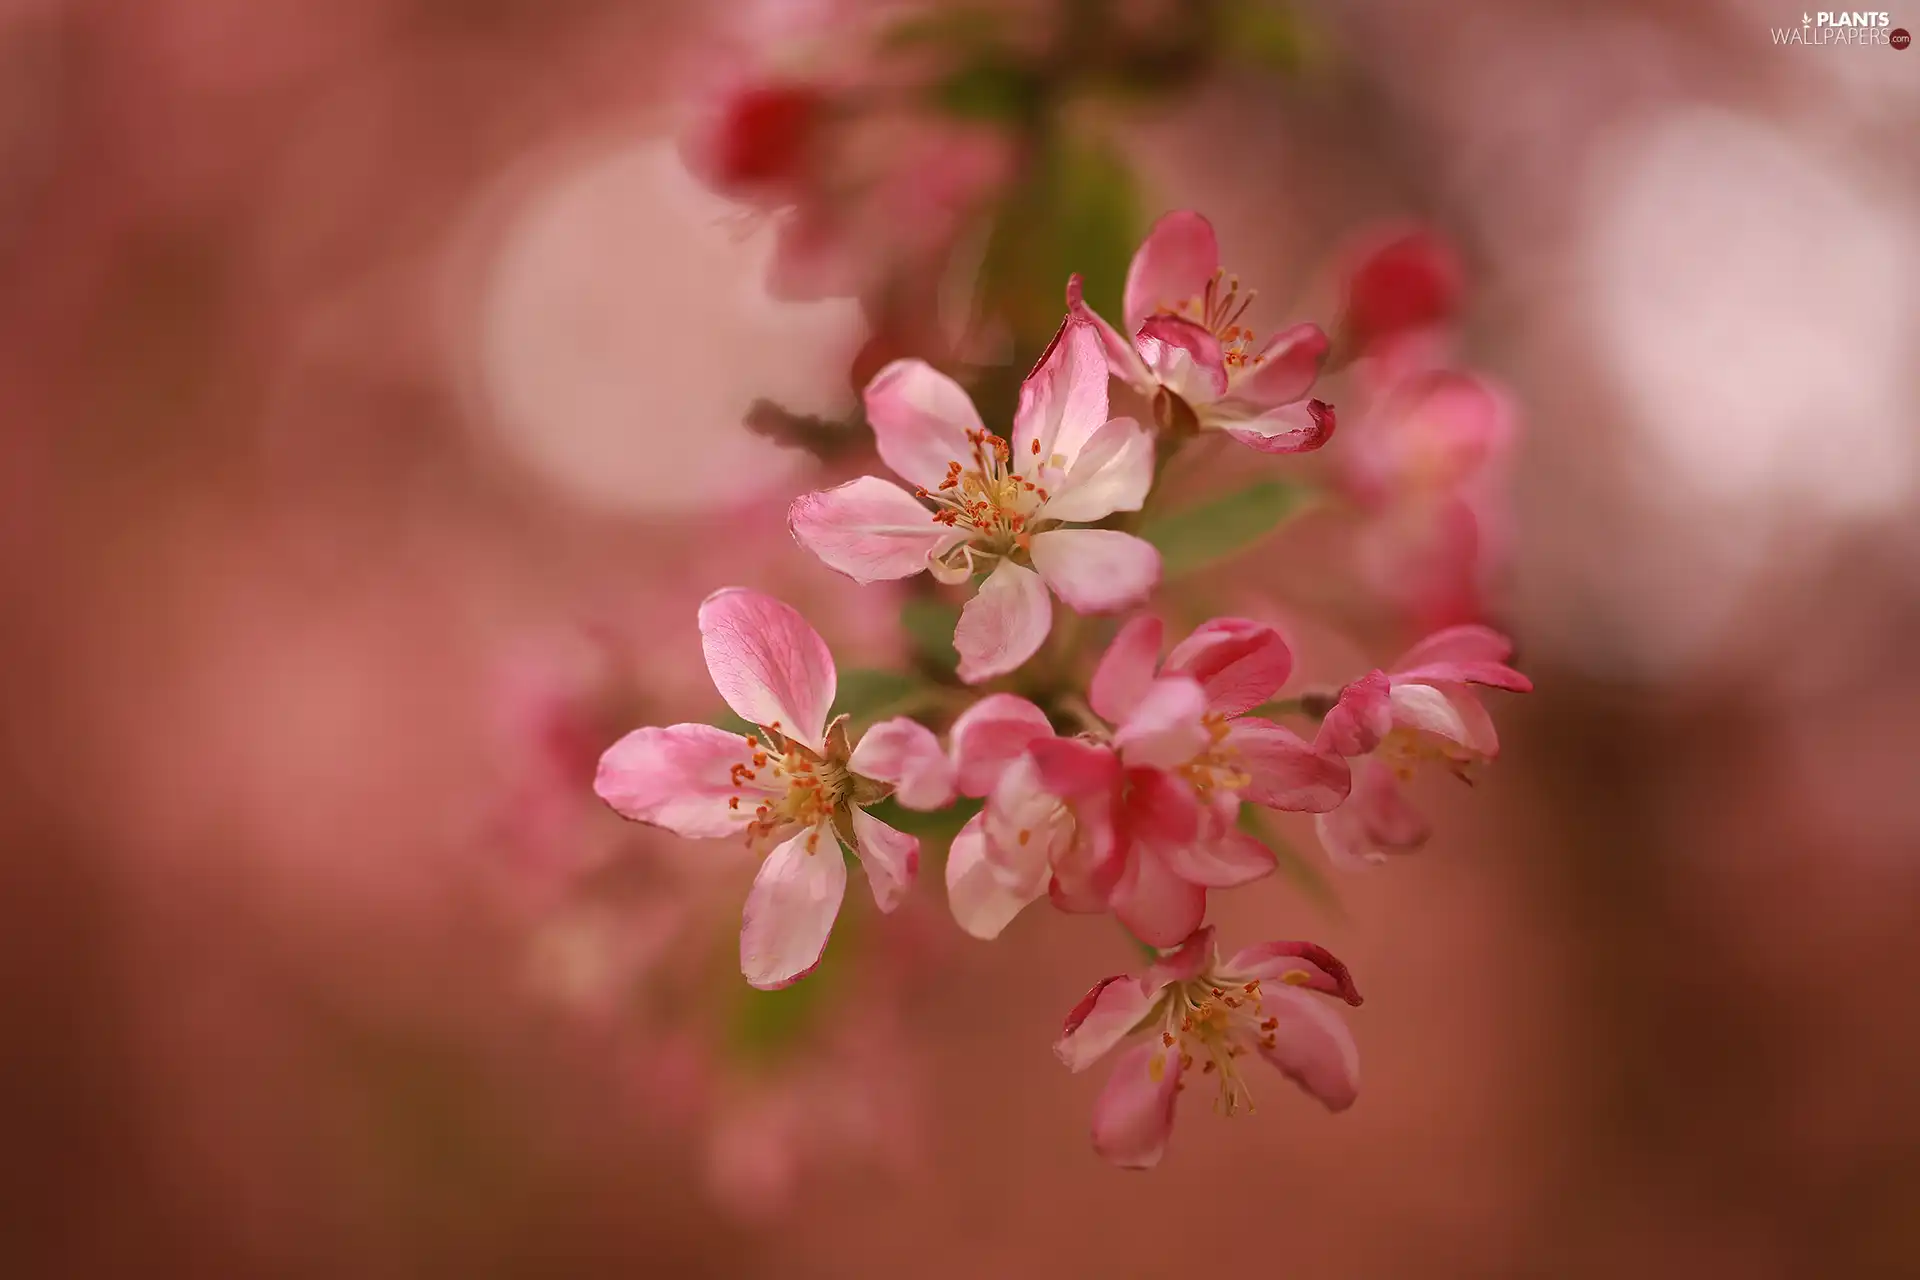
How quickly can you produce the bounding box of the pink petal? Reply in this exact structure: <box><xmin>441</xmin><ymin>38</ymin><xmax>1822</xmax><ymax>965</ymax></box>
<box><xmin>740</xmin><ymin>825</ymin><xmax>847</xmax><ymax>990</ymax></box>
<box><xmin>1437</xmin><ymin>684</ymin><xmax>1501</xmax><ymax>758</ymax></box>
<box><xmin>788</xmin><ymin>476</ymin><xmax>958</xmax><ymax>584</ymax></box>
<box><xmin>1392</xmin><ymin>661</ymin><xmax>1532</xmax><ymax>694</ymax></box>
<box><xmin>1225</xmin><ymin>322</ymin><xmax>1328</xmax><ymax>408</ymax></box>
<box><xmin>1028</xmin><ymin>529</ymin><xmax>1160</xmax><ymax>614</ymax></box>
<box><xmin>982</xmin><ymin>754</ymin><xmax>1075</xmax><ymax>896</ymax></box>
<box><xmin>862</xmin><ymin>358</ymin><xmax>985</xmax><ymax>491</ymax></box>
<box><xmin>1012</xmin><ymin>319</ymin><xmax>1110</xmax><ymax>470</ymax></box>
<box><xmin>1314</xmin><ymin>670</ymin><xmax>1392</xmax><ymax>758</ymax></box>
<box><xmin>698</xmin><ymin>588</ymin><xmax>837</xmax><ymax>753</ymax></box>
<box><xmin>848</xmin><ymin>716</ymin><xmax>955</xmax><ymax>811</ymax></box>
<box><xmin>1387</xmin><ymin>681</ymin><xmax>1474</xmax><ymax>749</ymax></box>
<box><xmin>1124</xmin><ymin>209</ymin><xmax>1220</xmax><ymax>333</ymax></box>
<box><xmin>1162</xmin><ymin>617</ymin><xmax>1293</xmax><ymax>717</ymax></box>
<box><xmin>1113</xmin><ymin>677</ymin><xmax>1210</xmax><ymax>771</ymax></box>
<box><xmin>1228</xmin><ymin>717</ymin><xmax>1351</xmax><ymax>812</ymax></box>
<box><xmin>1136</xmin><ymin>314</ymin><xmax>1228</xmax><ymax>405</ymax></box>
<box><xmin>1124</xmin><ymin>765</ymin><xmax>1202</xmax><ymax>850</ymax></box>
<box><xmin>1067</xmin><ymin>272</ymin><xmax>1154</xmax><ymax>390</ymax></box>
<box><xmin>1090</xmin><ymin>1041</ymin><xmax>1184</xmax><ymax>1170</ymax></box>
<box><xmin>1110</xmin><ymin>844</ymin><xmax>1207</xmax><ymax>949</ymax></box>
<box><xmin>1218</xmin><ymin>398</ymin><xmax>1336</xmax><ymax>453</ymax></box>
<box><xmin>954</xmin><ymin>559</ymin><xmax>1053</xmax><ymax>684</ymax></box>
<box><xmin>1368</xmin><ymin>370</ymin><xmax>1514</xmax><ymax>493</ymax></box>
<box><xmin>949</xmin><ymin>694</ymin><xmax>1054</xmax><ymax>798</ymax></box>
<box><xmin>1253</xmin><ymin>987</ymin><xmax>1360</xmax><ymax>1112</ymax></box>
<box><xmin>595</xmin><ymin>723</ymin><xmax>762</xmax><ymax>837</ymax></box>
<box><xmin>946</xmin><ymin>812</ymin><xmax>1045</xmax><ymax>940</ymax></box>
<box><xmin>1143</xmin><ymin>926</ymin><xmax>1216</xmax><ymax>987</ymax></box>
<box><xmin>1393</xmin><ymin>623</ymin><xmax>1516</xmax><ymax>669</ymax></box>
<box><xmin>1340</xmin><ymin>224</ymin><xmax>1463</xmax><ymax>356</ymax></box>
<box><xmin>1159</xmin><ymin>829</ymin><xmax>1277</xmax><ymax>890</ymax></box>
<box><xmin>1027</xmin><ymin>737</ymin><xmax>1124</xmax><ymax>799</ymax></box>
<box><xmin>1089</xmin><ymin>615</ymin><xmax>1163</xmax><ymax>726</ymax></box>
<box><xmin>1057</xmin><ymin>974</ymin><xmax>1161</xmax><ymax>1073</ymax></box>
<box><xmin>848</xmin><ymin>807</ymin><xmax>919</xmax><ymax>913</ymax></box>
<box><xmin>1315</xmin><ymin>759</ymin><xmax>1430</xmax><ymax>870</ymax></box>
<box><xmin>1225</xmin><ymin>941</ymin><xmax>1364</xmax><ymax>1005</ymax></box>
<box><xmin>1038</xmin><ymin>415</ymin><xmax>1154</xmax><ymax>524</ymax></box>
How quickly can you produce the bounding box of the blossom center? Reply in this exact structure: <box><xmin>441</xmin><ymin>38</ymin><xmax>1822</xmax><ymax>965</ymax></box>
<box><xmin>1173</xmin><ymin>712</ymin><xmax>1253</xmax><ymax>797</ymax></box>
<box><xmin>1149</xmin><ymin>972</ymin><xmax>1294</xmax><ymax>1116</ymax></box>
<box><xmin>914</xmin><ymin>428</ymin><xmax>1057</xmax><ymax>553</ymax></box>
<box><xmin>1377</xmin><ymin>724</ymin><xmax>1477</xmax><ymax>782</ymax></box>
<box><xmin>730</xmin><ymin>734</ymin><xmax>850</xmax><ymax>847</ymax></box>
<box><xmin>1168</xmin><ymin>269</ymin><xmax>1266</xmax><ymax>371</ymax></box>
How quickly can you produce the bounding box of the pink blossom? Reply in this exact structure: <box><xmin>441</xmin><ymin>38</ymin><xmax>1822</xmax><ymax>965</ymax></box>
<box><xmin>790</xmin><ymin>321</ymin><xmax>1161</xmax><ymax>684</ymax></box>
<box><xmin>682</xmin><ymin>58</ymin><xmax>1014</xmax><ymax>303</ymax></box>
<box><xmin>1091</xmin><ymin>616</ymin><xmax>1352</xmax><ymax>946</ymax></box>
<box><xmin>947</xmin><ymin>728</ymin><xmax>1125</xmax><ymax>941</ymax></box>
<box><xmin>1312</xmin><ymin>625</ymin><xmax>1532</xmax><ymax>869</ymax></box>
<box><xmin>1068</xmin><ymin>210</ymin><xmax>1335</xmax><ymax>453</ymax></box>
<box><xmin>1330</xmin><ymin>225</ymin><xmax>1519</xmax><ymax>628</ymax></box>
<box><xmin>595</xmin><ymin>589</ymin><xmax>954</xmax><ymax>988</ymax></box>
<box><xmin>1055</xmin><ymin>927</ymin><xmax>1363</xmax><ymax>1169</ymax></box>
<box><xmin>1336</xmin><ymin>223</ymin><xmax>1465</xmax><ymax>359</ymax></box>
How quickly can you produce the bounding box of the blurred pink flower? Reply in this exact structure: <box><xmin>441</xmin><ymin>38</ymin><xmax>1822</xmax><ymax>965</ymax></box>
<box><xmin>703</xmin><ymin>1004</ymin><xmax>923</xmax><ymax>1219</ymax></box>
<box><xmin>681</xmin><ymin>41</ymin><xmax>1014</xmax><ymax>304</ymax></box>
<box><xmin>790</xmin><ymin>321</ymin><xmax>1159</xmax><ymax>683</ymax></box>
<box><xmin>1090</xmin><ymin>616</ymin><xmax>1350</xmax><ymax>946</ymax></box>
<box><xmin>1055</xmin><ymin>926</ymin><xmax>1363</xmax><ymax>1170</ymax></box>
<box><xmin>684</xmin><ymin>80</ymin><xmax>828</xmax><ymax>201</ymax></box>
<box><xmin>1313</xmin><ymin>625</ymin><xmax>1532</xmax><ymax>868</ymax></box>
<box><xmin>595</xmin><ymin>589</ymin><xmax>951</xmax><ymax>988</ymax></box>
<box><xmin>1336</xmin><ymin>224</ymin><xmax>1465</xmax><ymax>359</ymax></box>
<box><xmin>1069</xmin><ymin>210</ymin><xmax>1334</xmax><ymax>453</ymax></box>
<box><xmin>1333</xmin><ymin>227</ymin><xmax>1518</xmax><ymax>629</ymax></box>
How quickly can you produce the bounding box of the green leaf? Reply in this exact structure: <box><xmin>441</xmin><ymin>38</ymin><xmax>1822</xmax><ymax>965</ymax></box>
<box><xmin>1221</xmin><ymin>1</ymin><xmax>1310</xmax><ymax>74</ymax></box>
<box><xmin>709</xmin><ymin>706</ymin><xmax>758</xmax><ymax>738</ymax></box>
<box><xmin>879</xmin><ymin>5</ymin><xmax>1006</xmax><ymax>53</ymax></box>
<box><xmin>834</xmin><ymin>667</ymin><xmax>926</xmax><ymax>727</ymax></box>
<box><xmin>976</xmin><ymin>134</ymin><xmax>1139</xmax><ymax>351</ymax></box>
<box><xmin>1140</xmin><ymin>480</ymin><xmax>1310</xmax><ymax>577</ymax></box>
<box><xmin>864</xmin><ymin>796</ymin><xmax>981</xmax><ymax>866</ymax></box>
<box><xmin>729</xmin><ymin>944</ymin><xmax>840</xmax><ymax>1063</ymax></box>
<box><xmin>901</xmin><ymin>595</ymin><xmax>962</xmax><ymax>672</ymax></box>
<box><xmin>930</xmin><ymin>59</ymin><xmax>1038</xmax><ymax>123</ymax></box>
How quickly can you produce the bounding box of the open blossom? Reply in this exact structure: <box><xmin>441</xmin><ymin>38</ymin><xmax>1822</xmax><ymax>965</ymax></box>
<box><xmin>945</xmin><ymin>617</ymin><xmax>1350</xmax><ymax>946</ymax></box>
<box><xmin>790</xmin><ymin>320</ymin><xmax>1160</xmax><ymax>683</ymax></box>
<box><xmin>1089</xmin><ymin>616</ymin><xmax>1352</xmax><ymax>945</ymax></box>
<box><xmin>1055</xmin><ymin>926</ymin><xmax>1363</xmax><ymax>1170</ymax></box>
<box><xmin>1312</xmin><ymin>624</ymin><xmax>1532</xmax><ymax>868</ymax></box>
<box><xmin>594</xmin><ymin>589</ymin><xmax>954</xmax><ymax>989</ymax></box>
<box><xmin>1068</xmin><ymin>210</ymin><xmax>1335</xmax><ymax>453</ymax></box>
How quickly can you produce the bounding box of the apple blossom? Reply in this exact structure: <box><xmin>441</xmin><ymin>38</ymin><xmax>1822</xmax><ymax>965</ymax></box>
<box><xmin>1068</xmin><ymin>209</ymin><xmax>1335</xmax><ymax>453</ymax></box>
<box><xmin>1312</xmin><ymin>624</ymin><xmax>1532</xmax><ymax>868</ymax></box>
<box><xmin>1088</xmin><ymin>616</ymin><xmax>1352</xmax><ymax>946</ymax></box>
<box><xmin>594</xmin><ymin>588</ymin><xmax>954</xmax><ymax>989</ymax></box>
<box><xmin>790</xmin><ymin>320</ymin><xmax>1161</xmax><ymax>683</ymax></box>
<box><xmin>1055</xmin><ymin>927</ymin><xmax>1363</xmax><ymax>1169</ymax></box>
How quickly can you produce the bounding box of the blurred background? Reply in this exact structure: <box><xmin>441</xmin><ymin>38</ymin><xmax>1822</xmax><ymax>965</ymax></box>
<box><xmin>3</xmin><ymin>0</ymin><xmax>1919</xmax><ymax>1275</ymax></box>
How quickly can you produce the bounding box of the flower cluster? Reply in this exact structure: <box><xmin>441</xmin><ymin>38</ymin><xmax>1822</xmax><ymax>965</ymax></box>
<box><xmin>595</xmin><ymin>211</ymin><xmax>1531</xmax><ymax>1168</ymax></box>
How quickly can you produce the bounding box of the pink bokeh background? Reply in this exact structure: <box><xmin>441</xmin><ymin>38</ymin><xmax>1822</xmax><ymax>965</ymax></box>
<box><xmin>3</xmin><ymin>1</ymin><xmax>1917</xmax><ymax>1275</ymax></box>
